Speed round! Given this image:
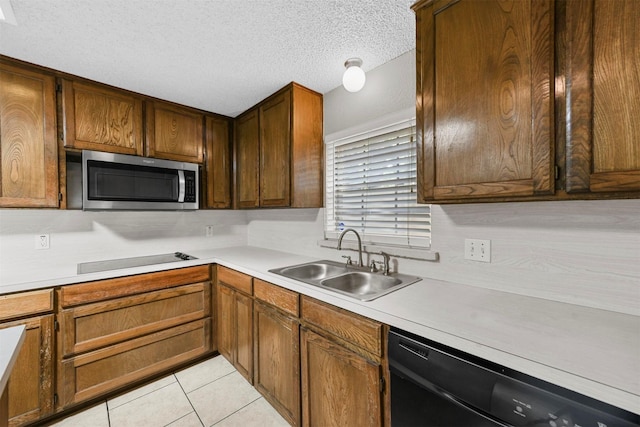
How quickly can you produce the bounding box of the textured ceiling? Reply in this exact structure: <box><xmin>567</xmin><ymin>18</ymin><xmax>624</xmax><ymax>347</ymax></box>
<box><xmin>0</xmin><ymin>0</ymin><xmax>416</xmax><ymax>117</ymax></box>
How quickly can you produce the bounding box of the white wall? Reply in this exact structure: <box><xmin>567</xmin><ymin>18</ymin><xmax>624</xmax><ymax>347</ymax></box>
<box><xmin>0</xmin><ymin>210</ymin><xmax>248</xmax><ymax>285</ymax></box>
<box><xmin>247</xmin><ymin>50</ymin><xmax>640</xmax><ymax>316</ymax></box>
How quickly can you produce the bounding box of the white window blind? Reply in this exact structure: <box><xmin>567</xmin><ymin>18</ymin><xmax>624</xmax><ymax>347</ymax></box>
<box><xmin>325</xmin><ymin>119</ymin><xmax>431</xmax><ymax>248</ymax></box>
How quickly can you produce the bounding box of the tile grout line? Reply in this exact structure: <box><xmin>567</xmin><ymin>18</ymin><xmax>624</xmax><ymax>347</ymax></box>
<box><xmin>174</xmin><ymin>373</ymin><xmax>205</xmax><ymax>427</ymax></box>
<box><xmin>210</xmin><ymin>396</ymin><xmax>263</xmax><ymax>427</ymax></box>
<box><xmin>107</xmin><ymin>374</ymin><xmax>178</xmax><ymax>412</ymax></box>
<box><xmin>179</xmin><ymin>369</ymin><xmax>237</xmax><ymax>395</ymax></box>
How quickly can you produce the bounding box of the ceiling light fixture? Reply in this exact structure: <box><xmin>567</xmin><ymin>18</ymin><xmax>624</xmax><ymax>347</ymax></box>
<box><xmin>342</xmin><ymin>58</ymin><xmax>366</xmax><ymax>93</ymax></box>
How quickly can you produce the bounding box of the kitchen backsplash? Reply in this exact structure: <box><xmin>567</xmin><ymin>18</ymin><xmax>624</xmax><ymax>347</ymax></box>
<box><xmin>0</xmin><ymin>209</ymin><xmax>248</xmax><ymax>285</ymax></box>
<box><xmin>247</xmin><ymin>199</ymin><xmax>640</xmax><ymax>316</ymax></box>
<box><xmin>0</xmin><ymin>199</ymin><xmax>638</xmax><ymax>316</ymax></box>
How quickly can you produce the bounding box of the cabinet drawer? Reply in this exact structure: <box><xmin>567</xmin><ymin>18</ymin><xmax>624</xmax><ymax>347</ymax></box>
<box><xmin>254</xmin><ymin>279</ymin><xmax>299</xmax><ymax>317</ymax></box>
<box><xmin>58</xmin><ymin>318</ymin><xmax>211</xmax><ymax>408</ymax></box>
<box><xmin>59</xmin><ymin>266</ymin><xmax>211</xmax><ymax>307</ymax></box>
<box><xmin>0</xmin><ymin>289</ymin><xmax>53</xmax><ymax>321</ymax></box>
<box><xmin>301</xmin><ymin>297</ymin><xmax>383</xmax><ymax>357</ymax></box>
<box><xmin>217</xmin><ymin>266</ymin><xmax>253</xmax><ymax>295</ymax></box>
<box><xmin>59</xmin><ymin>282</ymin><xmax>211</xmax><ymax>357</ymax></box>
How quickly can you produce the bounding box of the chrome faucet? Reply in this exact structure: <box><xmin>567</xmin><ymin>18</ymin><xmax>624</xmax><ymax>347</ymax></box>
<box><xmin>337</xmin><ymin>228</ymin><xmax>364</xmax><ymax>267</ymax></box>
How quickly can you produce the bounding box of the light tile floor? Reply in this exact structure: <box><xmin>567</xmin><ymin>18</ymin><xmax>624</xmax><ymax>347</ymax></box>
<box><xmin>46</xmin><ymin>356</ymin><xmax>290</xmax><ymax>427</ymax></box>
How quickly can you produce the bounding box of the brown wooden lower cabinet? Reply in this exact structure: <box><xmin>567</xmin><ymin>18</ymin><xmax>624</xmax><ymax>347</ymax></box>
<box><xmin>253</xmin><ymin>282</ymin><xmax>301</xmax><ymax>426</ymax></box>
<box><xmin>216</xmin><ymin>282</ymin><xmax>253</xmax><ymax>383</ymax></box>
<box><xmin>216</xmin><ymin>266</ymin><xmax>254</xmax><ymax>383</ymax></box>
<box><xmin>0</xmin><ymin>289</ymin><xmax>55</xmax><ymax>427</ymax></box>
<box><xmin>0</xmin><ymin>315</ymin><xmax>54</xmax><ymax>427</ymax></box>
<box><xmin>56</xmin><ymin>266</ymin><xmax>213</xmax><ymax>410</ymax></box>
<box><xmin>300</xmin><ymin>328</ymin><xmax>383</xmax><ymax>427</ymax></box>
<box><xmin>58</xmin><ymin>319</ymin><xmax>211</xmax><ymax>407</ymax></box>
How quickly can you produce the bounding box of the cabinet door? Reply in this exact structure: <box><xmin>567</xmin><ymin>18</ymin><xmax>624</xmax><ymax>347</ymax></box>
<box><xmin>145</xmin><ymin>101</ymin><xmax>204</xmax><ymax>163</ymax></box>
<box><xmin>565</xmin><ymin>0</ymin><xmax>640</xmax><ymax>194</ymax></box>
<box><xmin>59</xmin><ymin>282</ymin><xmax>210</xmax><ymax>357</ymax></box>
<box><xmin>60</xmin><ymin>79</ymin><xmax>143</xmax><ymax>156</ymax></box>
<box><xmin>260</xmin><ymin>90</ymin><xmax>291</xmax><ymax>207</ymax></box>
<box><xmin>301</xmin><ymin>328</ymin><xmax>382</xmax><ymax>427</ymax></box>
<box><xmin>415</xmin><ymin>0</ymin><xmax>554</xmax><ymax>202</ymax></box>
<box><xmin>0</xmin><ymin>315</ymin><xmax>54</xmax><ymax>427</ymax></box>
<box><xmin>0</xmin><ymin>63</ymin><xmax>58</xmax><ymax>208</ymax></box>
<box><xmin>235</xmin><ymin>109</ymin><xmax>260</xmax><ymax>208</ymax></box>
<box><xmin>234</xmin><ymin>291</ymin><xmax>253</xmax><ymax>383</ymax></box>
<box><xmin>216</xmin><ymin>283</ymin><xmax>235</xmax><ymax>362</ymax></box>
<box><xmin>254</xmin><ymin>302</ymin><xmax>300</xmax><ymax>426</ymax></box>
<box><xmin>204</xmin><ymin>115</ymin><xmax>232</xmax><ymax>208</ymax></box>
<box><xmin>58</xmin><ymin>319</ymin><xmax>211</xmax><ymax>408</ymax></box>
<box><xmin>290</xmin><ymin>84</ymin><xmax>323</xmax><ymax>208</ymax></box>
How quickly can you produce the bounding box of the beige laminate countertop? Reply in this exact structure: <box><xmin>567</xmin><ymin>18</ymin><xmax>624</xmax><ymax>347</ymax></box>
<box><xmin>0</xmin><ymin>245</ymin><xmax>638</xmax><ymax>414</ymax></box>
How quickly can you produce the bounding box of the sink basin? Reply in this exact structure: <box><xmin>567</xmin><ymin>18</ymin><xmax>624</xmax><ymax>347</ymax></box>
<box><xmin>320</xmin><ymin>272</ymin><xmax>402</xmax><ymax>298</ymax></box>
<box><xmin>279</xmin><ymin>263</ymin><xmax>349</xmax><ymax>280</ymax></box>
<box><xmin>269</xmin><ymin>260</ymin><xmax>421</xmax><ymax>301</ymax></box>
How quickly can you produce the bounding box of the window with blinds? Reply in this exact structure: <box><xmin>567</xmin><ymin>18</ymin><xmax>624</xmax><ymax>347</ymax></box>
<box><xmin>325</xmin><ymin>119</ymin><xmax>431</xmax><ymax>248</ymax></box>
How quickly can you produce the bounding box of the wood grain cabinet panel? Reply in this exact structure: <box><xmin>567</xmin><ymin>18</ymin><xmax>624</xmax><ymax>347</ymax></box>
<box><xmin>215</xmin><ymin>266</ymin><xmax>254</xmax><ymax>383</ymax></box>
<box><xmin>204</xmin><ymin>115</ymin><xmax>232</xmax><ymax>208</ymax></box>
<box><xmin>59</xmin><ymin>282</ymin><xmax>210</xmax><ymax>357</ymax></box>
<box><xmin>58</xmin><ymin>319</ymin><xmax>210</xmax><ymax>407</ymax></box>
<box><xmin>234</xmin><ymin>109</ymin><xmax>260</xmax><ymax>208</ymax></box>
<box><xmin>59</xmin><ymin>265</ymin><xmax>210</xmax><ymax>307</ymax></box>
<box><xmin>0</xmin><ymin>314</ymin><xmax>54</xmax><ymax>427</ymax></box>
<box><xmin>301</xmin><ymin>296</ymin><xmax>382</xmax><ymax>357</ymax></box>
<box><xmin>413</xmin><ymin>0</ymin><xmax>554</xmax><ymax>202</ymax></box>
<box><xmin>300</xmin><ymin>296</ymin><xmax>388</xmax><ymax>426</ymax></box>
<box><xmin>145</xmin><ymin>100</ymin><xmax>204</xmax><ymax>163</ymax></box>
<box><xmin>57</xmin><ymin>267</ymin><xmax>213</xmax><ymax>410</ymax></box>
<box><xmin>216</xmin><ymin>282</ymin><xmax>235</xmax><ymax>362</ymax></box>
<box><xmin>253</xmin><ymin>280</ymin><xmax>301</xmax><ymax>426</ymax></box>
<box><xmin>0</xmin><ymin>289</ymin><xmax>54</xmax><ymax>427</ymax></box>
<box><xmin>234</xmin><ymin>83</ymin><xmax>323</xmax><ymax>209</ymax></box>
<box><xmin>0</xmin><ymin>62</ymin><xmax>58</xmax><ymax>208</ymax></box>
<box><xmin>301</xmin><ymin>328</ymin><xmax>382</xmax><ymax>427</ymax></box>
<box><xmin>565</xmin><ymin>0</ymin><xmax>640</xmax><ymax>194</ymax></box>
<box><xmin>259</xmin><ymin>91</ymin><xmax>291</xmax><ymax>207</ymax></box>
<box><xmin>234</xmin><ymin>292</ymin><xmax>253</xmax><ymax>382</ymax></box>
<box><xmin>60</xmin><ymin>79</ymin><xmax>143</xmax><ymax>156</ymax></box>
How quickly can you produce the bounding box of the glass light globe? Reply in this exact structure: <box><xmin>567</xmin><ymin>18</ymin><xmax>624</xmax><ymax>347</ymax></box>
<box><xmin>342</xmin><ymin>60</ymin><xmax>366</xmax><ymax>92</ymax></box>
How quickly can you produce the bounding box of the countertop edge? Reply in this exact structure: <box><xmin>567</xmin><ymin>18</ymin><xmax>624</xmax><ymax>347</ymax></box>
<box><xmin>0</xmin><ymin>325</ymin><xmax>26</xmax><ymax>395</ymax></box>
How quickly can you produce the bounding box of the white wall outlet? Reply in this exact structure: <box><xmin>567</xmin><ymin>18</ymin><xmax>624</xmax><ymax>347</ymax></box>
<box><xmin>205</xmin><ymin>225</ymin><xmax>215</xmax><ymax>238</ymax></box>
<box><xmin>464</xmin><ymin>238</ymin><xmax>491</xmax><ymax>263</ymax></box>
<box><xmin>35</xmin><ymin>234</ymin><xmax>50</xmax><ymax>250</ymax></box>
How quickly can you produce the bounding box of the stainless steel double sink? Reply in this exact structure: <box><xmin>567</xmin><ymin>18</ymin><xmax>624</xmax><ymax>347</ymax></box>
<box><xmin>269</xmin><ymin>260</ymin><xmax>421</xmax><ymax>301</ymax></box>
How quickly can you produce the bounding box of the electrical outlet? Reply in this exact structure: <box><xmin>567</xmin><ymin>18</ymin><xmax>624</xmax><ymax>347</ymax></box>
<box><xmin>205</xmin><ymin>225</ymin><xmax>214</xmax><ymax>237</ymax></box>
<box><xmin>464</xmin><ymin>238</ymin><xmax>490</xmax><ymax>262</ymax></box>
<box><xmin>35</xmin><ymin>234</ymin><xmax>50</xmax><ymax>250</ymax></box>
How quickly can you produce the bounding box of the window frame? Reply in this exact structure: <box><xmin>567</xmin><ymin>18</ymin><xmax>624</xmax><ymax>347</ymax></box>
<box><xmin>323</xmin><ymin>110</ymin><xmax>431</xmax><ymax>251</ymax></box>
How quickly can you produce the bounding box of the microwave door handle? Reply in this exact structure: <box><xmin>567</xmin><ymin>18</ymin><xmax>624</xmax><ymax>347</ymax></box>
<box><xmin>177</xmin><ymin>170</ymin><xmax>185</xmax><ymax>202</ymax></box>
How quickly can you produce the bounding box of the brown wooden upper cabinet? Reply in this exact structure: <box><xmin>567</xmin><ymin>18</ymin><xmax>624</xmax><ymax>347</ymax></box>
<box><xmin>204</xmin><ymin>115</ymin><xmax>233</xmax><ymax>208</ymax></box>
<box><xmin>412</xmin><ymin>0</ymin><xmax>555</xmax><ymax>203</ymax></box>
<box><xmin>60</xmin><ymin>79</ymin><xmax>144</xmax><ymax>156</ymax></box>
<box><xmin>235</xmin><ymin>109</ymin><xmax>260</xmax><ymax>208</ymax></box>
<box><xmin>145</xmin><ymin>100</ymin><xmax>204</xmax><ymax>163</ymax></box>
<box><xmin>0</xmin><ymin>62</ymin><xmax>59</xmax><ymax>208</ymax></box>
<box><xmin>565</xmin><ymin>0</ymin><xmax>640</xmax><ymax>194</ymax></box>
<box><xmin>234</xmin><ymin>83</ymin><xmax>323</xmax><ymax>209</ymax></box>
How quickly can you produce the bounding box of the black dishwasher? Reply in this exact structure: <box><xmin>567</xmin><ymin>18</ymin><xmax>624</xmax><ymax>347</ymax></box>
<box><xmin>389</xmin><ymin>328</ymin><xmax>639</xmax><ymax>427</ymax></box>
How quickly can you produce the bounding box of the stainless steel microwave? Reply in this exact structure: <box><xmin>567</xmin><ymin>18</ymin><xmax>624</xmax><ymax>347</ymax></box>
<box><xmin>82</xmin><ymin>150</ymin><xmax>199</xmax><ymax>210</ymax></box>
